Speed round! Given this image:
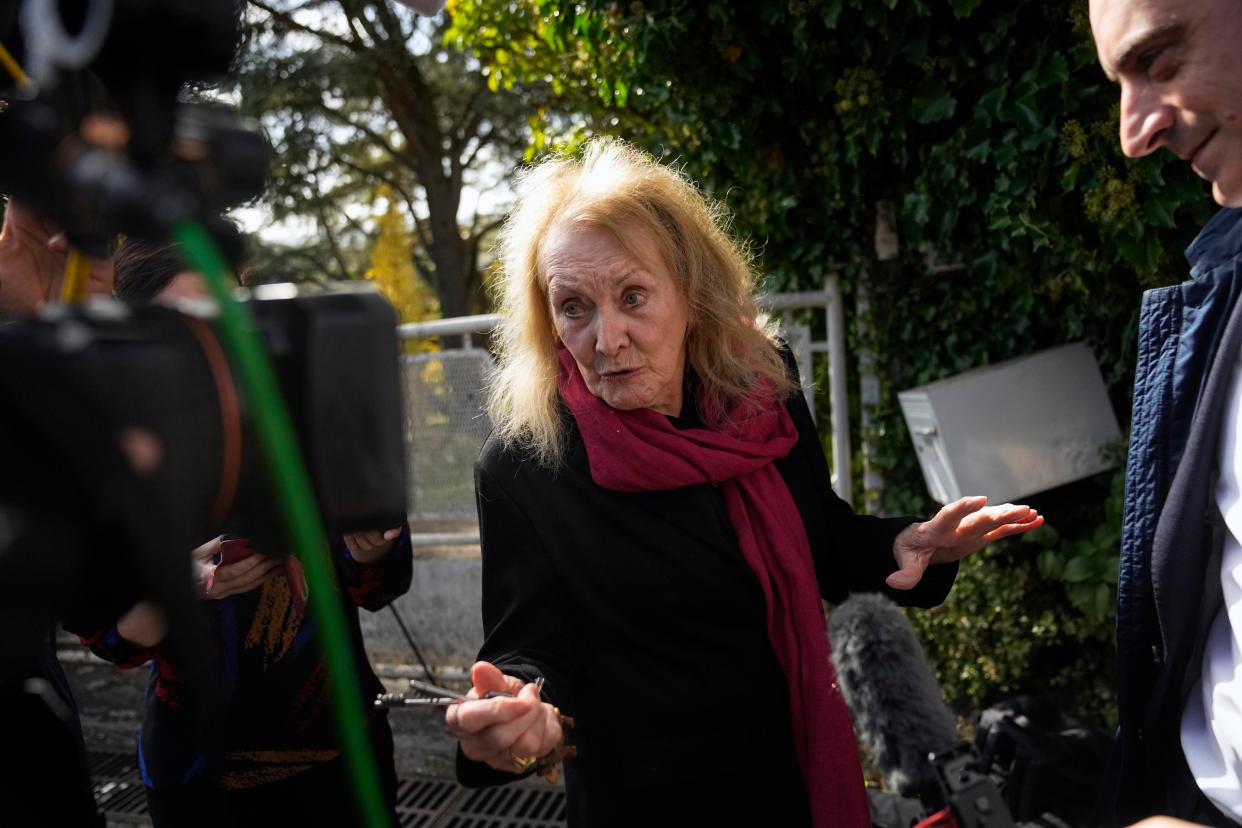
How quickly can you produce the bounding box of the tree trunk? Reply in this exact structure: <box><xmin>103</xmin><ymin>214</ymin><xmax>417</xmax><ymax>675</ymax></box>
<box><xmin>422</xmin><ymin>172</ymin><xmax>469</xmax><ymax>346</ymax></box>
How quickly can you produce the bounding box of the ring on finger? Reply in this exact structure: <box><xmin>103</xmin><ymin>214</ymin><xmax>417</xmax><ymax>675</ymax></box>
<box><xmin>508</xmin><ymin>751</ymin><xmax>536</xmax><ymax>772</ymax></box>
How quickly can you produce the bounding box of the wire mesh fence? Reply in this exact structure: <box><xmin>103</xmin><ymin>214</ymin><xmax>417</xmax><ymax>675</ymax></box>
<box><xmin>403</xmin><ymin>349</ymin><xmax>494</xmax><ymax>524</ymax></box>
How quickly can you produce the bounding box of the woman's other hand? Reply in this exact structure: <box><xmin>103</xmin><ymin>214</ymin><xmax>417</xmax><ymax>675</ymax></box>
<box><xmin>343</xmin><ymin>526</ymin><xmax>403</xmax><ymax>565</ymax></box>
<box><xmin>446</xmin><ymin>661</ymin><xmax>564</xmax><ymax>774</ymax></box>
<box><xmin>887</xmin><ymin>496</ymin><xmax>1043</xmax><ymax>590</ymax></box>
<box><xmin>193</xmin><ymin>535</ymin><xmax>281</xmax><ymax>599</ymax></box>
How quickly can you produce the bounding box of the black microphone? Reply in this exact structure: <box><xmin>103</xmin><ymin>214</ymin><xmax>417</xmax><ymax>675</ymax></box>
<box><xmin>828</xmin><ymin>592</ymin><xmax>959</xmax><ymax>798</ymax></box>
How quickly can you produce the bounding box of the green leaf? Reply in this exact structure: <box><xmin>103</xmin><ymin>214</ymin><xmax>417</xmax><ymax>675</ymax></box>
<box><xmin>1142</xmin><ymin>198</ymin><xmax>1177</xmax><ymax>228</ymax></box>
<box><xmin>820</xmin><ymin>0</ymin><xmax>845</xmax><ymax>28</ymax></box>
<box><xmin>1061</xmin><ymin>161</ymin><xmax>1082</xmax><ymax>192</ymax></box>
<box><xmin>901</xmin><ymin>35</ymin><xmax>928</xmax><ymax>65</ymax></box>
<box><xmin>1013</xmin><ymin>101</ymin><xmax>1043</xmax><ymax>131</ymax></box>
<box><xmin>964</xmin><ymin>140</ymin><xmax>990</xmax><ymax>162</ymax></box>
<box><xmin>1067</xmin><ymin>582</ymin><xmax>1095</xmax><ymax>612</ymax></box>
<box><xmin>950</xmin><ymin>0</ymin><xmax>982</xmax><ymax>17</ymax></box>
<box><xmin>1039</xmin><ymin>53</ymin><xmax>1069</xmax><ymax>87</ymax></box>
<box><xmin>917</xmin><ymin>94</ymin><xmax>957</xmax><ymax>124</ymax></box>
<box><xmin>1037</xmin><ymin>550</ymin><xmax>1064</xmax><ymax>580</ymax></box>
<box><xmin>1063</xmin><ymin>555</ymin><xmax>1095</xmax><ymax>583</ymax></box>
<box><xmin>1090</xmin><ymin>583</ymin><xmax>1112</xmax><ymax>622</ymax></box>
<box><xmin>976</xmin><ymin>85</ymin><xmax>1007</xmax><ymax>120</ymax></box>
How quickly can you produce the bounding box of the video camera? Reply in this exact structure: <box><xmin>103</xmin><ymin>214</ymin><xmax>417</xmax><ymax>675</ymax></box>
<box><xmin>0</xmin><ymin>2</ymin><xmax>408</xmax><ymax>823</ymax></box>
<box><xmin>0</xmin><ymin>0</ymin><xmax>265</xmax><ymax>258</ymax></box>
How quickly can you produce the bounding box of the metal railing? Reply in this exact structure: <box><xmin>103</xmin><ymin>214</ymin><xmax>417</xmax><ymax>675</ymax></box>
<box><xmin>758</xmin><ymin>274</ymin><xmax>852</xmax><ymax>504</ymax></box>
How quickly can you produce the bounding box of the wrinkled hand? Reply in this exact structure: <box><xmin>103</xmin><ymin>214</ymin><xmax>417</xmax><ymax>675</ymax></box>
<box><xmin>446</xmin><ymin>662</ymin><xmax>563</xmax><ymax>775</ymax></box>
<box><xmin>344</xmin><ymin>526</ymin><xmax>403</xmax><ymax>565</ymax></box>
<box><xmin>887</xmin><ymin>496</ymin><xmax>1043</xmax><ymax>590</ymax></box>
<box><xmin>192</xmin><ymin>535</ymin><xmax>281</xmax><ymax>600</ymax></box>
<box><xmin>0</xmin><ymin>199</ymin><xmax>112</xmax><ymax>315</ymax></box>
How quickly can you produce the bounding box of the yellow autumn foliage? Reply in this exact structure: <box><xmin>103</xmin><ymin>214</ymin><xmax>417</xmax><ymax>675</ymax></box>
<box><xmin>365</xmin><ymin>188</ymin><xmax>440</xmax><ymax>353</ymax></box>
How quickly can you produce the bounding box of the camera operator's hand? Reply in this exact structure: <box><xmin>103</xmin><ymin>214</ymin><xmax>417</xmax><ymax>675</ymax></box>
<box><xmin>193</xmin><ymin>535</ymin><xmax>282</xmax><ymax>600</ymax></box>
<box><xmin>343</xmin><ymin>527</ymin><xmax>403</xmax><ymax>565</ymax></box>
<box><xmin>887</xmin><ymin>496</ymin><xmax>1043</xmax><ymax>589</ymax></box>
<box><xmin>0</xmin><ymin>198</ymin><xmax>113</xmax><ymax>315</ymax></box>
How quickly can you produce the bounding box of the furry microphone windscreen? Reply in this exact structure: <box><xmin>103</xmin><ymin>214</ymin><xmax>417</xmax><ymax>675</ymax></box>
<box><xmin>827</xmin><ymin>592</ymin><xmax>959</xmax><ymax>797</ymax></box>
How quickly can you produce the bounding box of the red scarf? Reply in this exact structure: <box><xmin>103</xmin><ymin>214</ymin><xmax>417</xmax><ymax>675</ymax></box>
<box><xmin>558</xmin><ymin>350</ymin><xmax>868</xmax><ymax>828</ymax></box>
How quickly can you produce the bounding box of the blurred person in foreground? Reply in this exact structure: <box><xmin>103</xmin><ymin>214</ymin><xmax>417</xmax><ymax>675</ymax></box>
<box><xmin>0</xmin><ymin>196</ymin><xmax>114</xmax><ymax>826</ymax></box>
<box><xmin>0</xmin><ymin>197</ymin><xmax>113</xmax><ymax>316</ymax></box>
<box><xmin>1089</xmin><ymin>1</ymin><xmax>1242</xmax><ymax>826</ymax></box>
<box><xmin>443</xmin><ymin>138</ymin><xmax>1044</xmax><ymax>828</ymax></box>
<box><xmin>69</xmin><ymin>238</ymin><xmax>412</xmax><ymax>828</ymax></box>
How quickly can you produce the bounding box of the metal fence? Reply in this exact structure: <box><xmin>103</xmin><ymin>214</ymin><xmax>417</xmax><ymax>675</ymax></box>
<box><xmin>397</xmin><ymin>276</ymin><xmax>851</xmax><ymax>545</ymax></box>
<box><xmin>402</xmin><ymin>349</ymin><xmax>495</xmax><ymax>522</ymax></box>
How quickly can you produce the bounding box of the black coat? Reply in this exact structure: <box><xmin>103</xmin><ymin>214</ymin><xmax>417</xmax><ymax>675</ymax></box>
<box><xmin>458</xmin><ymin>382</ymin><xmax>958</xmax><ymax>827</ymax></box>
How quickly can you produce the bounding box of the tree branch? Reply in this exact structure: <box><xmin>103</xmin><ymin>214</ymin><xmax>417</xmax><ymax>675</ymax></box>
<box><xmin>334</xmin><ymin>0</ymin><xmax>375</xmax><ymax>48</ymax></box>
<box><xmin>448</xmin><ymin>87</ymin><xmax>484</xmax><ymax>143</ymax></box>
<box><xmin>461</xmin><ymin>125</ymin><xmax>496</xmax><ymax>172</ymax></box>
<box><xmin>259</xmin><ymin>247</ymin><xmax>336</xmax><ymax>286</ymax></box>
<box><xmin>320</xmin><ymin>105</ymin><xmax>418</xmax><ymax>168</ymax></box>
<box><xmin>334</xmin><ymin>155</ymin><xmax>434</xmax><ymax>253</ymax></box>
<box><xmin>305</xmin><ymin>172</ymin><xmax>354</xmax><ymax>280</ymax></box>
<box><xmin>407</xmin><ymin>200</ymin><xmax>434</xmax><ymax>254</ymax></box>
<box><xmin>372</xmin><ymin>0</ymin><xmax>413</xmax><ymax>47</ymax></box>
<box><xmin>375</xmin><ymin>61</ymin><xmax>440</xmax><ymax>168</ymax></box>
<box><xmin>248</xmin><ymin>0</ymin><xmax>358</xmax><ymax>50</ymax></box>
<box><xmin>470</xmin><ymin>215</ymin><xmax>505</xmax><ymax>246</ymax></box>
<box><xmin>385</xmin><ymin>181</ymin><xmax>434</xmax><ymax>254</ymax></box>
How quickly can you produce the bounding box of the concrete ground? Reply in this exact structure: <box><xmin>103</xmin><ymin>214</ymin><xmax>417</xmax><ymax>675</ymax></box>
<box><xmin>63</xmin><ymin>657</ymin><xmax>465</xmax><ymax>781</ymax></box>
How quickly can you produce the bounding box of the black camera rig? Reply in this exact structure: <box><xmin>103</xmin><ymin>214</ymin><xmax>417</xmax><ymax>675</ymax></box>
<box><xmin>0</xmin><ymin>0</ymin><xmax>264</xmax><ymax>258</ymax></box>
<box><xmin>0</xmin><ymin>3</ymin><xmax>410</xmax><ymax>825</ymax></box>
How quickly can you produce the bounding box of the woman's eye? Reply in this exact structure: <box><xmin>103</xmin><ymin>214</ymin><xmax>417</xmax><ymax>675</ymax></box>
<box><xmin>562</xmin><ymin>301</ymin><xmax>583</xmax><ymax>318</ymax></box>
<box><xmin>623</xmin><ymin>290</ymin><xmax>644</xmax><ymax>307</ymax></box>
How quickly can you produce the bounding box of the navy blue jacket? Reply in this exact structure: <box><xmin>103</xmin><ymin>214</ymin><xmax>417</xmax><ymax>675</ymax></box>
<box><xmin>1111</xmin><ymin>207</ymin><xmax>1242</xmax><ymax>826</ymax></box>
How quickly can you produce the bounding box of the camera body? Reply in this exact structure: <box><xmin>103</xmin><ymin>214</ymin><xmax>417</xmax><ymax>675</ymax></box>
<box><xmin>0</xmin><ymin>284</ymin><xmax>408</xmax><ymax>552</ymax></box>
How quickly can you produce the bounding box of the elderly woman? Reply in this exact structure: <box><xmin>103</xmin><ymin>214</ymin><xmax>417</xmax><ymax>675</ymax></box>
<box><xmin>445</xmin><ymin>138</ymin><xmax>1041</xmax><ymax>827</ymax></box>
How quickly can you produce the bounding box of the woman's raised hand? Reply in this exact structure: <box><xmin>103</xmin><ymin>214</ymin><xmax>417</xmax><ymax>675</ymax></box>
<box><xmin>446</xmin><ymin>661</ymin><xmax>564</xmax><ymax>775</ymax></box>
<box><xmin>887</xmin><ymin>496</ymin><xmax>1043</xmax><ymax>590</ymax></box>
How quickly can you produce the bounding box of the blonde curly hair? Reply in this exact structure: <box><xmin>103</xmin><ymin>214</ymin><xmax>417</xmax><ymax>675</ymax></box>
<box><xmin>488</xmin><ymin>137</ymin><xmax>794</xmax><ymax>467</ymax></box>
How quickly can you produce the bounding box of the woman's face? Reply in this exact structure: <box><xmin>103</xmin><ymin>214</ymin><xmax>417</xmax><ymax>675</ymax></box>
<box><xmin>543</xmin><ymin>222</ymin><xmax>690</xmax><ymax>416</ymax></box>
